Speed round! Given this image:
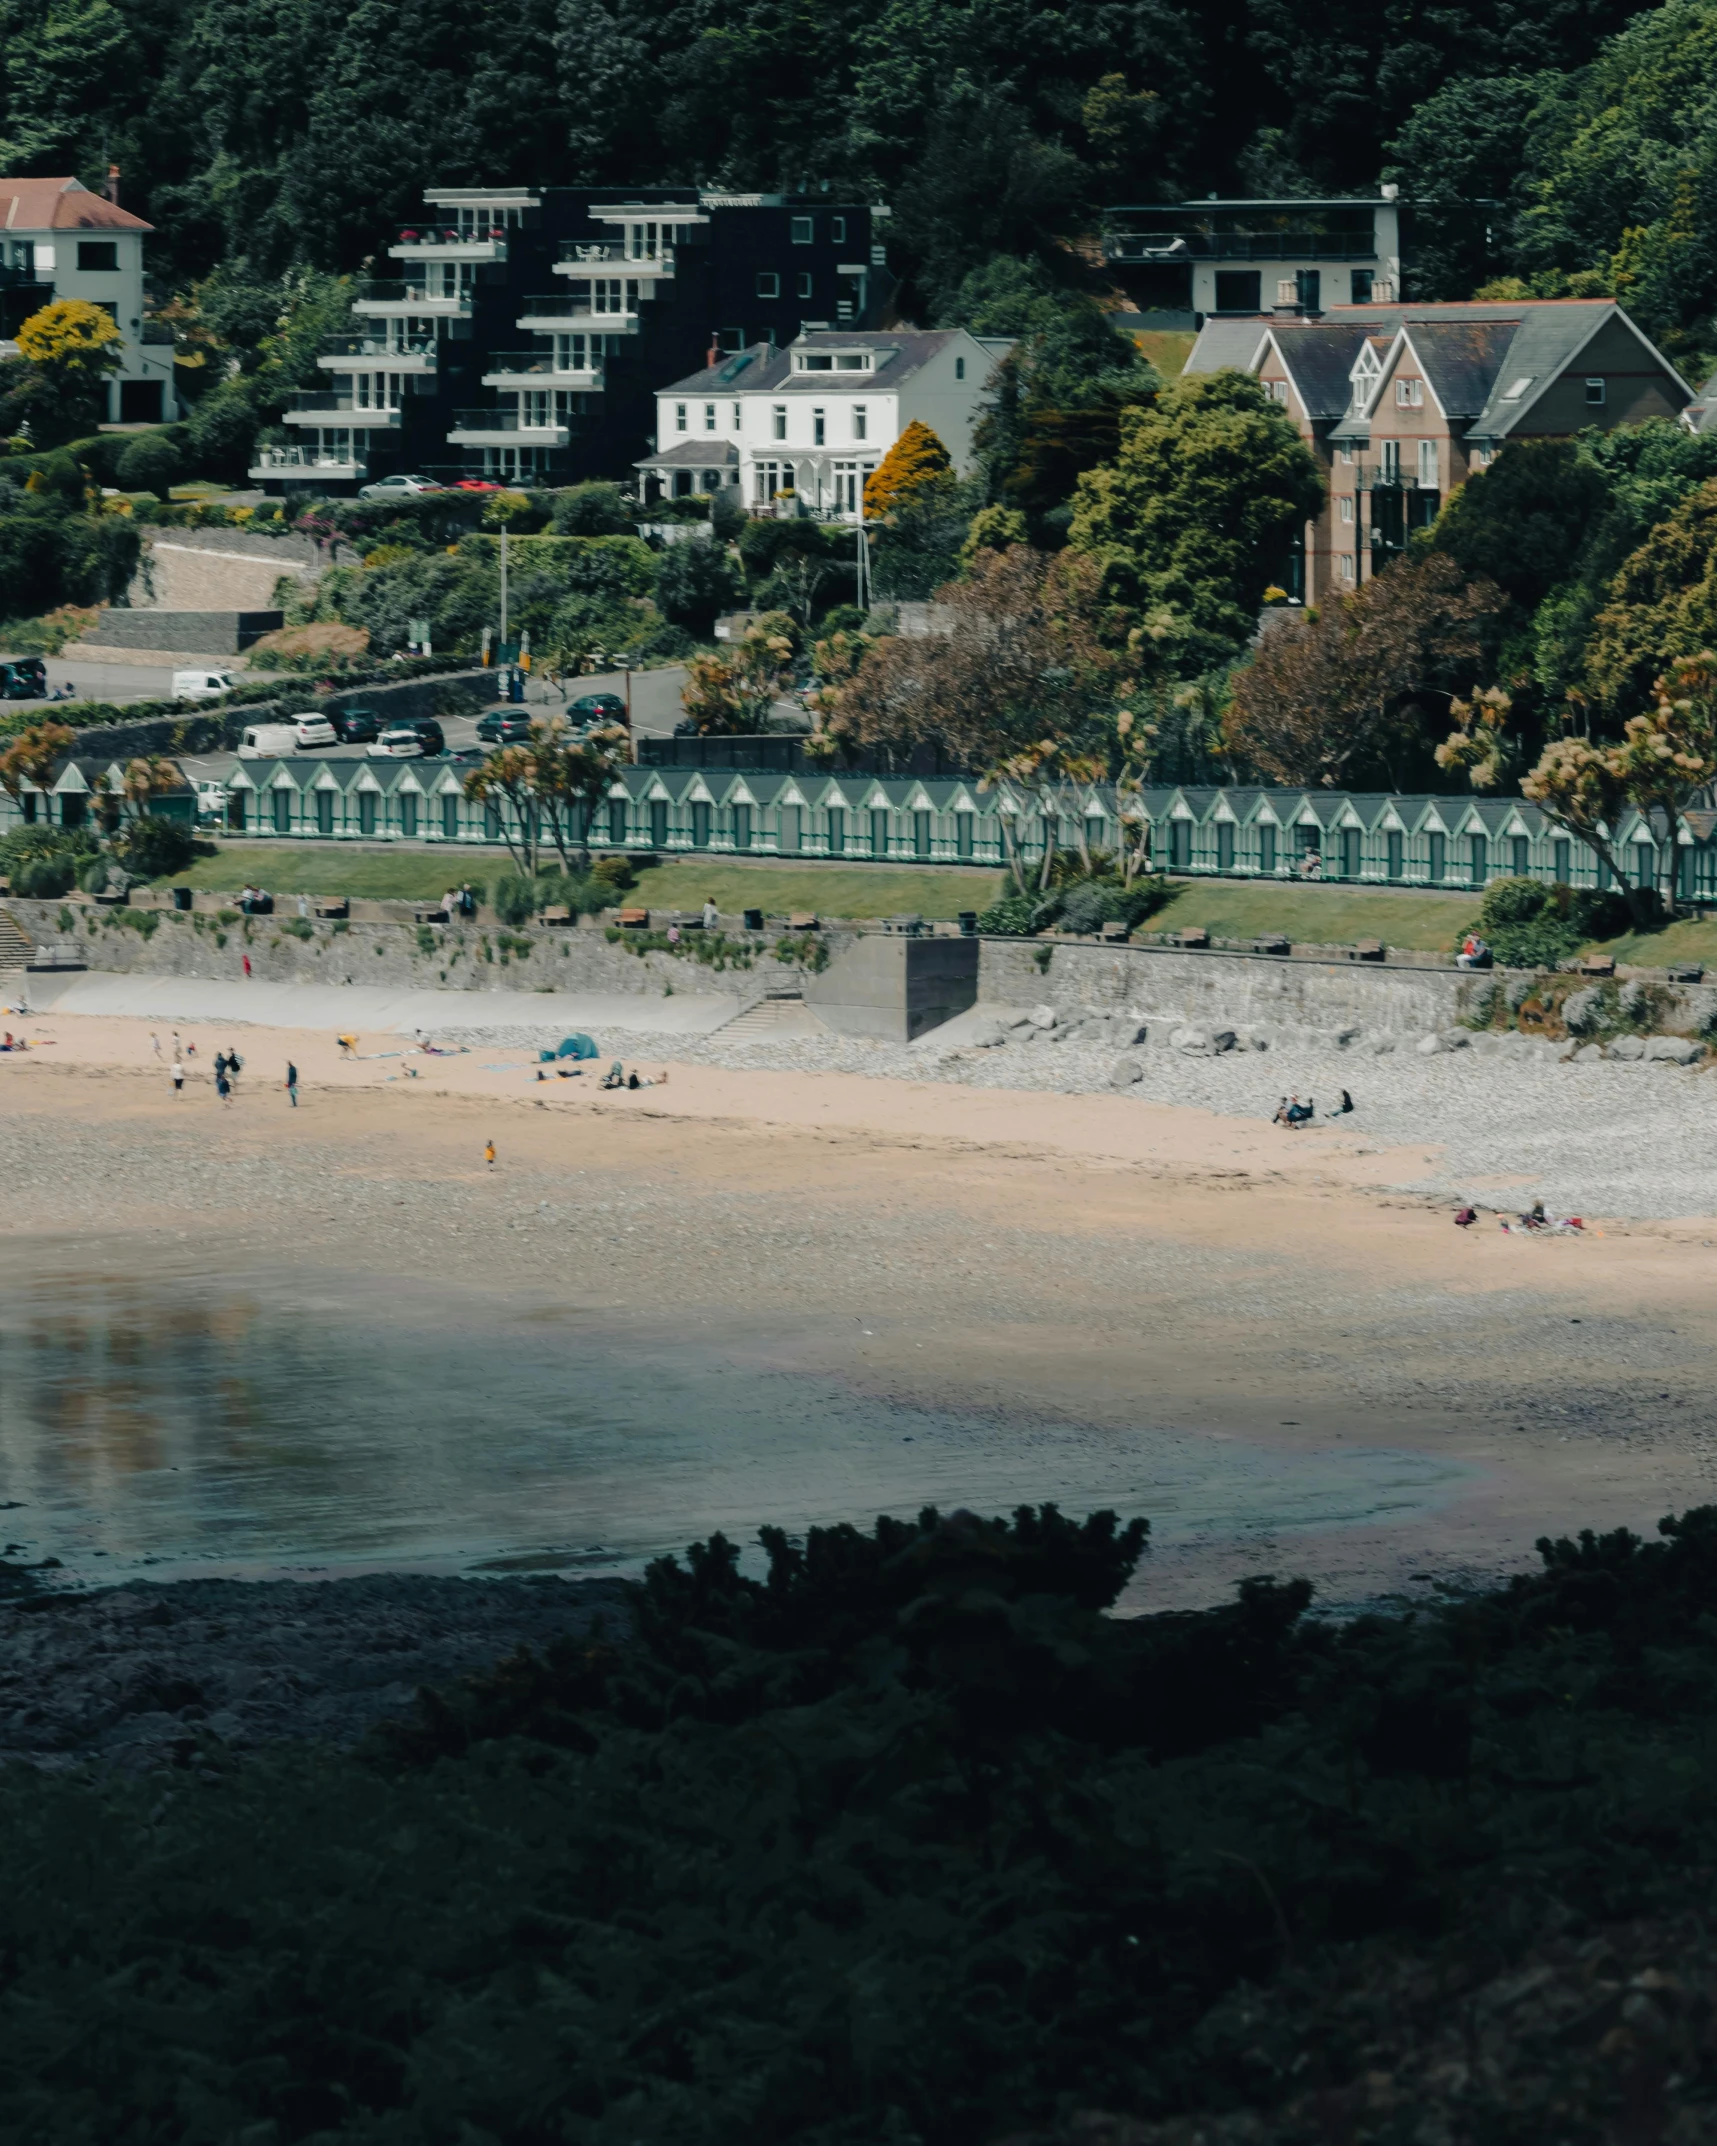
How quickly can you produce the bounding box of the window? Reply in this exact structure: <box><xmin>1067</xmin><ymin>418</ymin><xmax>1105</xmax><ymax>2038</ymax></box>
<box><xmin>1417</xmin><ymin>439</ymin><xmax>1439</xmax><ymax>488</ymax></box>
<box><xmin>358</xmin><ymin>791</ymin><xmax>377</xmax><ymax>836</ymax></box>
<box><xmin>272</xmin><ymin>789</ymin><xmax>291</xmax><ymax>834</ymax></box>
<box><xmin>77</xmin><ymin>240</ymin><xmax>118</xmax><ymax>271</ymax></box>
<box><xmin>796</xmin><ymin>272</ymin><xmax>812</xmax><ymax>299</ymax></box>
<box><xmin>732</xmin><ymin>803</ymin><xmax>752</xmax><ymax>850</ymax></box>
<box><xmin>790</xmin><ymin>216</ymin><xmax>814</xmax><ymax>244</ymax></box>
<box><xmin>1501</xmin><ymin>375</ymin><xmax>1533</xmax><ymax>401</ymax></box>
<box><xmin>1268</xmin><ymin>378</ymin><xmax>1289</xmax><ymax>404</ymax></box>
<box><xmin>1339</xmin><ymin>496</ymin><xmax>1354</xmax><ymax>524</ymax></box>
<box><xmin>1339</xmin><ymin>554</ymin><xmax>1355</xmax><ymax>582</ymax></box>
<box><xmin>1258</xmin><ymin>823</ymin><xmax>1276</xmax><ymax>874</ymax></box>
<box><xmin>757</xmin><ymin>271</ymin><xmax>780</xmax><ymax>298</ymax></box>
<box><xmin>1387</xmin><ymin>830</ymin><xmax>1403</xmax><ymax>880</ymax></box>
<box><xmin>315</xmin><ymin>790</ymin><xmax>334</xmax><ymax>835</ymax></box>
<box><xmin>400</xmin><ymin>793</ymin><xmax>418</xmax><ymax>839</ymax></box>
<box><xmin>691</xmin><ymin>800</ymin><xmax>711</xmax><ymax>846</ymax></box>
<box><xmin>1339</xmin><ymin>446</ymin><xmax>1354</xmax><ymax>465</ymax></box>
<box><xmin>955</xmin><ymin>356</ymin><xmax>965</xmax><ymax>380</ymax></box>
<box><xmin>852</xmin><ymin>404</ymin><xmax>867</xmax><ymax>441</ymax></box>
<box><xmin>732</xmin><ymin>401</ymin><xmax>742</xmax><ymax>430</ymax></box>
<box><xmin>831</xmin><ymin>216</ymin><xmax>846</xmax><ymax>243</ymax></box>
<box><xmin>1351</xmin><ymin>269</ymin><xmax>1374</xmax><ymax>303</ymax></box>
<box><xmin>772</xmin><ymin>405</ymin><xmax>786</xmax><ymax>441</ymax></box>
<box><xmin>813</xmin><ymin>408</ymin><xmax>825</xmax><ymax>445</ymax></box>
<box><xmin>1586</xmin><ymin>377</ymin><xmax>1606</xmax><ymax>405</ymax></box>
<box><xmin>1395</xmin><ymin>377</ymin><xmax>1424</xmax><ymax>407</ymax></box>
<box><xmin>702</xmin><ymin>403</ymin><xmax>715</xmax><ymax>431</ymax></box>
<box><xmin>1381</xmin><ymin>439</ymin><xmax>1400</xmax><ymax>479</ymax></box>
<box><xmin>1214</xmin><ymin>270</ymin><xmax>1261</xmax><ymax>312</ymax></box>
<box><xmin>674</xmin><ymin>402</ymin><xmax>687</xmax><ymax>433</ymax></box>
<box><xmin>442</xmin><ymin>794</ymin><xmax>460</xmax><ymax>839</ymax></box>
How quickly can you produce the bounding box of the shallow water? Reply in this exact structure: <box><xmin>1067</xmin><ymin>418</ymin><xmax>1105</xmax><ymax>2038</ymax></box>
<box><xmin>0</xmin><ymin>1266</ymin><xmax>1472</xmax><ymax>1586</ymax></box>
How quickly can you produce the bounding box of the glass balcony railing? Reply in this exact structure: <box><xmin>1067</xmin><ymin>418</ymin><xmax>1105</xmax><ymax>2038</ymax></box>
<box><xmin>449</xmin><ymin>408</ymin><xmax>566</xmax><ymax>434</ymax></box>
<box><xmin>557</xmin><ymin>240</ymin><xmax>674</xmax><ymax>268</ymax></box>
<box><xmin>1105</xmin><ymin>232</ymin><xmax>1378</xmax><ymax>262</ymax></box>
<box><xmin>519</xmin><ymin>294</ymin><xmax>637</xmax><ymax>322</ymax></box>
<box><xmin>482</xmin><ymin>350</ymin><xmax>604</xmax><ymax>380</ymax></box>
<box><xmin>320</xmin><ymin>332</ymin><xmax>438</xmax><ymax>361</ymax></box>
<box><xmin>395</xmin><ymin>224</ymin><xmax>513</xmax><ymax>245</ymax></box>
<box><xmin>251</xmin><ymin>445</ymin><xmax>364</xmax><ymax>471</ymax></box>
<box><xmin>353</xmin><ymin>279</ymin><xmax>473</xmax><ymax>312</ymax></box>
<box><xmin>286</xmin><ymin>391</ymin><xmax>403</xmax><ymax>417</ymax></box>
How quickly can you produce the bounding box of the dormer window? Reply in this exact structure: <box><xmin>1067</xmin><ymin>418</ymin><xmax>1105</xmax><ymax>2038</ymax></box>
<box><xmin>1394</xmin><ymin>377</ymin><xmax>1424</xmax><ymax>407</ymax></box>
<box><xmin>793</xmin><ymin>349</ymin><xmax>872</xmax><ymax>372</ymax></box>
<box><xmin>1501</xmin><ymin>375</ymin><xmax>1533</xmax><ymax>401</ymax></box>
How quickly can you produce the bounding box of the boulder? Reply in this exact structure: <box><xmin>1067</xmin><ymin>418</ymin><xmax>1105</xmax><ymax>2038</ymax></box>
<box><xmin>999</xmin><ymin>1010</ymin><xmax>1033</xmax><ymax>1030</ymax></box>
<box><xmin>1332</xmin><ymin>1025</ymin><xmax>1362</xmax><ymax>1050</ymax></box>
<box><xmin>1573</xmin><ymin>1043</ymin><xmax>1605</xmax><ymax>1063</ymax></box>
<box><xmin>1618</xmin><ymin>978</ymin><xmax>1651</xmax><ymax>1022</ymax></box>
<box><xmin>1210</xmin><ymin>1028</ymin><xmax>1238</xmax><ymax>1054</ymax></box>
<box><xmin>1108</xmin><ymin>1057</ymin><xmax>1144</xmax><ymax>1088</ymax></box>
<box><xmin>1171</xmin><ymin>1026</ymin><xmax>1210</xmax><ymax>1054</ymax></box>
<box><xmin>1417</xmin><ymin>1033</ymin><xmax>1444</xmax><ymax>1055</ymax></box>
<box><xmin>1029</xmin><ymin>1004</ymin><xmax>1057</xmax><ymax>1029</ymax></box>
<box><xmin>1468</xmin><ymin>1031</ymin><xmax>1503</xmax><ymax>1057</ymax></box>
<box><xmin>1608</xmin><ymin>1033</ymin><xmax>1646</xmax><ymax>1060</ymax></box>
<box><xmin>1562</xmin><ymin>985</ymin><xmax>1605</xmax><ymax>1036</ymax></box>
<box><xmin>1369</xmin><ymin>1035</ymin><xmax>1396</xmax><ymax>1054</ymax></box>
<box><xmin>1438</xmin><ymin>1029</ymin><xmax>1472</xmax><ymax>1050</ymax></box>
<box><xmin>1645</xmin><ymin>1034</ymin><xmax>1702</xmax><ymax>1064</ymax></box>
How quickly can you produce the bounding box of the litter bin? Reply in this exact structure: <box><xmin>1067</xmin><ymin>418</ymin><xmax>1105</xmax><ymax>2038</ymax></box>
<box><xmin>743</xmin><ymin>907</ymin><xmax>764</xmax><ymax>931</ymax></box>
<box><xmin>958</xmin><ymin>910</ymin><xmax>978</xmax><ymax>936</ymax></box>
<box><xmin>173</xmin><ymin>886</ymin><xmax>193</xmax><ymax>912</ymax></box>
<box><xmin>508</xmin><ymin>668</ymin><xmax>525</xmax><ymax>704</ymax></box>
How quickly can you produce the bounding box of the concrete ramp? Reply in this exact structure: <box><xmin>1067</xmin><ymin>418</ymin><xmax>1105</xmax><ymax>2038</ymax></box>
<box><xmin>17</xmin><ymin>971</ymin><xmax>741</xmax><ymax>1038</ymax></box>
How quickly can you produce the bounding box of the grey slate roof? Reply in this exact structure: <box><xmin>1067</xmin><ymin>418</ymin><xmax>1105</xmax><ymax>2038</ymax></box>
<box><xmin>1186</xmin><ymin>300</ymin><xmax>1691</xmax><ymax>439</ymax></box>
<box><xmin>659</xmin><ymin>329</ymin><xmax>977</xmax><ymax>399</ymax></box>
<box><xmin>635</xmin><ymin>439</ymin><xmax>740</xmax><ymax>470</ymax></box>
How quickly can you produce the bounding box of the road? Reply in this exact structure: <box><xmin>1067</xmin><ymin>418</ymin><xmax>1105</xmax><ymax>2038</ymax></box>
<box><xmin>0</xmin><ymin>651</ymin><xmax>197</xmax><ymax>708</ymax></box>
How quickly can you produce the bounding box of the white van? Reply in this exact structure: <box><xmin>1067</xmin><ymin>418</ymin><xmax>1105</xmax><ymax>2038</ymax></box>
<box><xmin>173</xmin><ymin>668</ymin><xmax>238</xmax><ymax>701</ymax></box>
<box><xmin>237</xmin><ymin>722</ymin><xmax>302</xmax><ymax>758</ymax></box>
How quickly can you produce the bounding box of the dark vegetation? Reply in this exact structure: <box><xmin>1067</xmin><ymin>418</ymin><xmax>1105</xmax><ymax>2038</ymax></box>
<box><xmin>6</xmin><ymin>1502</ymin><xmax>1717</xmax><ymax>2140</ymax></box>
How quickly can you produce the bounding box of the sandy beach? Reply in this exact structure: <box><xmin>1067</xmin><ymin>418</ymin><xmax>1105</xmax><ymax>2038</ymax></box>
<box><xmin>0</xmin><ymin>999</ymin><xmax>1713</xmax><ymax>1632</ymax></box>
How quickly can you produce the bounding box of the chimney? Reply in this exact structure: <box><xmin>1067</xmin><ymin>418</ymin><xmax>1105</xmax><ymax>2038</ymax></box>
<box><xmin>707</xmin><ymin>338</ymin><xmax>720</xmax><ymax>368</ymax></box>
<box><xmin>105</xmin><ymin>163</ymin><xmax>121</xmax><ymax>206</ymax></box>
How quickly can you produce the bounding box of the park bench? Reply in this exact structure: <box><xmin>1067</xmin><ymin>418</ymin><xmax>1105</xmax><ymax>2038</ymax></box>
<box><xmin>617</xmin><ymin>907</ymin><xmax>650</xmax><ymax>928</ymax></box>
<box><xmin>412</xmin><ymin>906</ymin><xmax>449</xmax><ymax>925</ymax></box>
<box><xmin>1176</xmin><ymin>927</ymin><xmax>1210</xmax><ymax>949</ymax></box>
<box><xmin>538</xmin><ymin>906</ymin><xmax>573</xmax><ymax>926</ymax></box>
<box><xmin>315</xmin><ymin>899</ymin><xmax>349</xmax><ymax>921</ymax></box>
<box><xmin>1668</xmin><ymin>963</ymin><xmax>1706</xmax><ymax>983</ymax></box>
<box><xmin>1575</xmin><ymin>954</ymin><xmax>1616</xmax><ymax>977</ymax></box>
<box><xmin>1347</xmin><ymin>938</ymin><xmax>1385</xmax><ymax>962</ymax></box>
<box><xmin>1100</xmin><ymin>919</ymin><xmax>1131</xmax><ymax>942</ymax></box>
<box><xmin>1252</xmin><ymin>934</ymin><xmax>1290</xmax><ymax>955</ymax></box>
<box><xmin>788</xmin><ymin>912</ymin><xmax>820</xmax><ymax>930</ymax></box>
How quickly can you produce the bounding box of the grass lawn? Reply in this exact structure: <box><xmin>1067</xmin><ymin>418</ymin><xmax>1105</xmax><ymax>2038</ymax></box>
<box><xmin>1153</xmin><ymin>879</ymin><xmax>1480</xmax><ymax>951</ymax></box>
<box><xmin>165</xmin><ymin>845</ymin><xmax>1007</xmax><ymax>919</ymax></box>
<box><xmin>1585</xmin><ymin>915</ymin><xmax>1717</xmax><ymax>966</ymax></box>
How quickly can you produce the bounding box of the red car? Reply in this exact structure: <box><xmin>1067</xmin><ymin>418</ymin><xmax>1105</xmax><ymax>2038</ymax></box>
<box><xmin>454</xmin><ymin>479</ymin><xmax>505</xmax><ymax>492</ymax></box>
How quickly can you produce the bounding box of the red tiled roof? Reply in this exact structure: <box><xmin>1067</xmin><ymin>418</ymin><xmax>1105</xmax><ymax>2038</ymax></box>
<box><xmin>0</xmin><ymin>177</ymin><xmax>152</xmax><ymax>233</ymax></box>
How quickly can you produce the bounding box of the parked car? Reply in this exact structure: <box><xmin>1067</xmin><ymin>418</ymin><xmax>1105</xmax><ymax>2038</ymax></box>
<box><xmin>368</xmin><ymin>727</ymin><xmax>425</xmax><ymax>759</ymax></box>
<box><xmin>475</xmin><ymin>710</ymin><xmax>533</xmax><ymax>744</ymax></box>
<box><xmin>328</xmin><ymin>707</ymin><xmax>383</xmax><ymax>743</ymax></box>
<box><xmin>453</xmin><ymin>479</ymin><xmax>503</xmax><ymax>492</ymax></box>
<box><xmin>292</xmin><ymin>714</ymin><xmax>339</xmax><ymax>750</ymax></box>
<box><xmin>358</xmin><ymin>474</ymin><xmax>443</xmax><ymax>500</ymax></box>
<box><xmin>405</xmin><ymin>717</ymin><xmax>446</xmax><ymax>755</ymax></box>
<box><xmin>0</xmin><ymin>657</ymin><xmax>48</xmax><ymax>700</ymax></box>
<box><xmin>569</xmin><ymin>691</ymin><xmax>627</xmax><ymax>727</ymax></box>
<box><xmin>172</xmin><ymin>667</ymin><xmax>238</xmax><ymax>701</ymax></box>
<box><xmin>238</xmin><ymin>721</ymin><xmax>303</xmax><ymax>758</ymax></box>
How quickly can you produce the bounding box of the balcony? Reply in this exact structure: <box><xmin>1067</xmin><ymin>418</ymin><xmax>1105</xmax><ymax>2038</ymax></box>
<box><xmin>518</xmin><ymin>294</ymin><xmax>639</xmax><ymax>331</ymax></box>
<box><xmin>389</xmin><ymin>226</ymin><xmax>509</xmax><ymax>264</ymax></box>
<box><xmin>1105</xmin><ymin>232</ymin><xmax>1378</xmax><ymax>262</ymax></box>
<box><xmin>282</xmin><ymin>392</ymin><xmax>402</xmax><ymax>429</ymax></box>
<box><xmin>555</xmin><ymin>240</ymin><xmax>675</xmax><ymax>275</ymax></box>
<box><xmin>318</xmin><ymin>332</ymin><xmax>438</xmax><ymax>371</ymax></box>
<box><xmin>250</xmin><ymin>444</ymin><xmax>365</xmax><ymax>479</ymax></box>
<box><xmin>447</xmin><ymin>408</ymin><xmax>570</xmax><ymax>447</ymax></box>
<box><xmin>481</xmin><ymin>350</ymin><xmax>604</xmax><ymax>390</ymax></box>
<box><xmin>353</xmin><ymin>279</ymin><xmax>472</xmax><ymax>316</ymax></box>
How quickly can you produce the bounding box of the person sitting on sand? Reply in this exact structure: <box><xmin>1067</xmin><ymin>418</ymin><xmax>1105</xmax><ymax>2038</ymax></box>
<box><xmin>1284</xmin><ymin>1096</ymin><xmax>1314</xmax><ymax>1127</ymax></box>
<box><xmin>1270</xmin><ymin>1097</ymin><xmax>1289</xmax><ymax>1126</ymax></box>
<box><xmin>1519</xmin><ymin>1199</ymin><xmax>1548</xmax><ymax>1229</ymax></box>
<box><xmin>600</xmin><ymin>1060</ymin><xmax>626</xmax><ymax>1090</ymax></box>
<box><xmin>337</xmin><ymin>1034</ymin><xmax>358</xmax><ymax>1058</ymax></box>
<box><xmin>1454</xmin><ymin>1206</ymin><xmax>1477</xmax><ymax>1228</ymax></box>
<box><xmin>1326</xmin><ymin>1089</ymin><xmax>1354</xmax><ymax>1118</ymax></box>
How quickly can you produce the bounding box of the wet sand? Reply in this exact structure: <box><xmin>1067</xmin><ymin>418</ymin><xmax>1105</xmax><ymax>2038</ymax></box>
<box><xmin>2</xmin><ymin>1009</ymin><xmax>1715</xmax><ymax>1615</ymax></box>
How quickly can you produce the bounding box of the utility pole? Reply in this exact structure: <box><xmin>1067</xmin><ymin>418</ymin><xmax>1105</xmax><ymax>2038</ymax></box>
<box><xmin>499</xmin><ymin>523</ymin><xmax>509</xmax><ymax>652</ymax></box>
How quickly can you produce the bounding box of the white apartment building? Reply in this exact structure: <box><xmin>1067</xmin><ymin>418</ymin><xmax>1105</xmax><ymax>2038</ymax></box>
<box><xmin>0</xmin><ymin>176</ymin><xmax>180</xmax><ymax>424</ymax></box>
<box><xmin>637</xmin><ymin>327</ymin><xmax>1008</xmax><ymax>518</ymax></box>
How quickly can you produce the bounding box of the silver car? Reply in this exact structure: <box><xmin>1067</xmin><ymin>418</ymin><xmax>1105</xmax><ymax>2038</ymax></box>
<box><xmin>358</xmin><ymin>474</ymin><xmax>443</xmax><ymax>501</ymax></box>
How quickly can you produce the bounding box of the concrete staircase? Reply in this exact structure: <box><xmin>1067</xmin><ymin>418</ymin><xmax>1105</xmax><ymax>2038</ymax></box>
<box><xmin>717</xmin><ymin>991</ymin><xmax>826</xmax><ymax>1043</ymax></box>
<box><xmin>0</xmin><ymin>907</ymin><xmax>38</xmax><ymax>975</ymax></box>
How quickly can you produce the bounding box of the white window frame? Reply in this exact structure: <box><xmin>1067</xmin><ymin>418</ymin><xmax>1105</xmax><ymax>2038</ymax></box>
<box><xmin>1417</xmin><ymin>439</ymin><xmax>1439</xmax><ymax>488</ymax></box>
<box><xmin>790</xmin><ymin>216</ymin><xmax>814</xmax><ymax>244</ymax></box>
<box><xmin>812</xmin><ymin>407</ymin><xmax>826</xmax><ymax>446</ymax></box>
<box><xmin>1338</xmin><ymin>496</ymin><xmax>1354</xmax><ymax>524</ymax></box>
<box><xmin>1585</xmin><ymin>377</ymin><xmax>1606</xmax><ymax>405</ymax></box>
<box><xmin>674</xmin><ymin>403</ymin><xmax>687</xmax><ymax>433</ymax></box>
<box><xmin>703</xmin><ymin>402</ymin><xmax>717</xmax><ymax>432</ymax></box>
<box><xmin>1339</xmin><ymin>555</ymin><xmax>1356</xmax><ymax>583</ymax></box>
<box><xmin>772</xmin><ymin>404</ymin><xmax>787</xmax><ymax>441</ymax></box>
<box><xmin>852</xmin><ymin>404</ymin><xmax>867</xmax><ymax>442</ymax></box>
<box><xmin>757</xmin><ymin>271</ymin><xmax>780</xmax><ymax>298</ymax></box>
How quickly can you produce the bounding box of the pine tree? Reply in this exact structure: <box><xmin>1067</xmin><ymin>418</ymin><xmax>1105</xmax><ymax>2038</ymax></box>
<box><xmin>863</xmin><ymin>420</ymin><xmax>952</xmax><ymax>518</ymax></box>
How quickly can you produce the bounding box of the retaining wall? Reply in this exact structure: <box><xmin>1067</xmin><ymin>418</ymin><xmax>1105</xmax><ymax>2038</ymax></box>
<box><xmin>65</xmin><ymin>670</ymin><xmax>495</xmax><ymax>761</ymax></box>
<box><xmin>4</xmin><ymin>898</ymin><xmax>796</xmax><ymax>1009</ymax></box>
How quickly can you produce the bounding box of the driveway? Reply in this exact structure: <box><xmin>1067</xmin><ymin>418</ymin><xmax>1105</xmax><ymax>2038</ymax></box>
<box><xmin>0</xmin><ymin>651</ymin><xmax>189</xmax><ymax>708</ymax></box>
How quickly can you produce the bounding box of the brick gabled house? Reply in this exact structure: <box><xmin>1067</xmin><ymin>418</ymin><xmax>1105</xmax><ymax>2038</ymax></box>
<box><xmin>1185</xmin><ymin>300</ymin><xmax>1693</xmax><ymax>604</ymax></box>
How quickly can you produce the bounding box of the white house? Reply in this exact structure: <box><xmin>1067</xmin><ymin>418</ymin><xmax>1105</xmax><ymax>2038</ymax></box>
<box><xmin>0</xmin><ymin>176</ymin><xmax>179</xmax><ymax>424</ymax></box>
<box><xmin>636</xmin><ymin>327</ymin><xmax>1009</xmax><ymax>518</ymax></box>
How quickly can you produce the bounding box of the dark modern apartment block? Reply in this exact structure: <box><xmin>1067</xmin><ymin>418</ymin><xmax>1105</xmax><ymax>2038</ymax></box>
<box><xmin>251</xmin><ymin>187</ymin><xmax>892</xmax><ymax>496</ymax></box>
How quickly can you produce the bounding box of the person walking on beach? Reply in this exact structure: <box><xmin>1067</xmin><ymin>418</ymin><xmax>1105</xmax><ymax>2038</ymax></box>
<box><xmin>226</xmin><ymin>1047</ymin><xmax>242</xmax><ymax>1087</ymax></box>
<box><xmin>242</xmin><ymin>953</ymin><xmax>252</xmax><ymax>979</ymax></box>
<box><xmin>285</xmin><ymin>1061</ymin><xmax>298</xmax><ymax>1107</ymax></box>
<box><xmin>150</xmin><ymin>1032</ymin><xmax>161</xmax><ymax>1059</ymax></box>
<box><xmin>216</xmin><ymin>1069</ymin><xmax>232</xmax><ymax>1105</ymax></box>
<box><xmin>171</xmin><ymin>1059</ymin><xmax>184</xmax><ymax>1096</ymax></box>
<box><xmin>484</xmin><ymin>1139</ymin><xmax>496</xmax><ymax>1170</ymax></box>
